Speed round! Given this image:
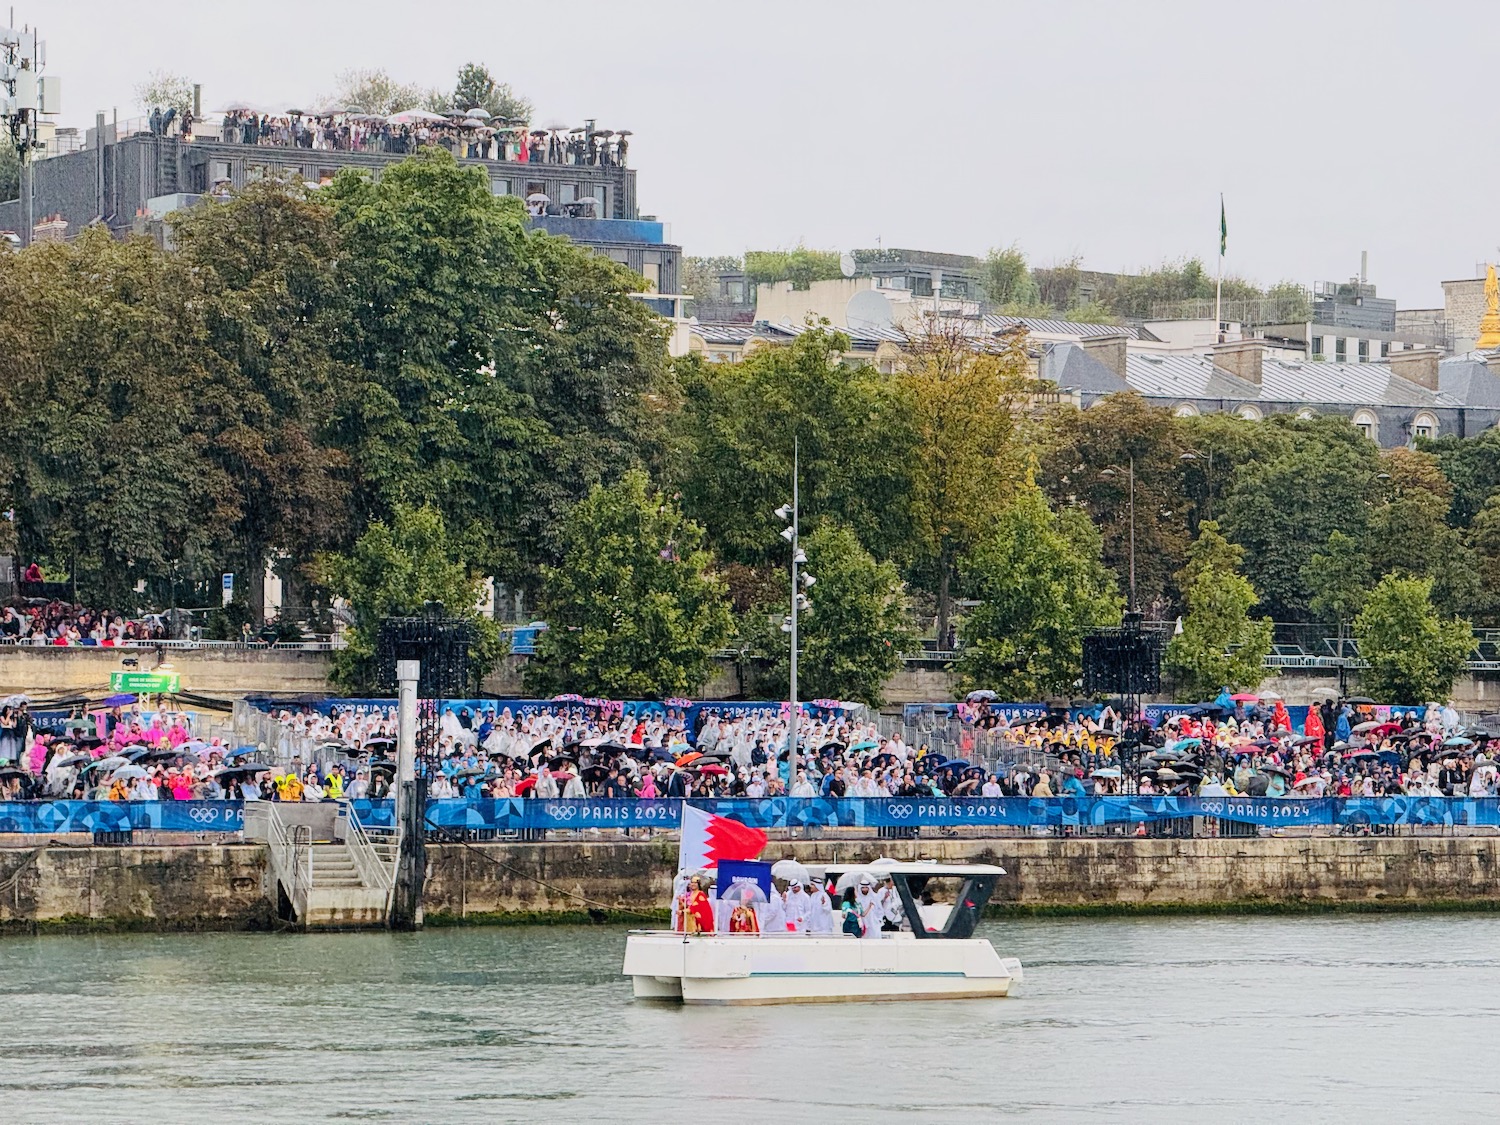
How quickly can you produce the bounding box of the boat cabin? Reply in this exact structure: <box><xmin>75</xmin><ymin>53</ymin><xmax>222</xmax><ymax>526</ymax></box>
<box><xmin>812</xmin><ymin>861</ymin><xmax>1005</xmax><ymax>939</ymax></box>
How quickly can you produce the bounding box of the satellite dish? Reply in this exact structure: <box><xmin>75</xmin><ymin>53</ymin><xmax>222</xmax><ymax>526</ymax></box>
<box><xmin>846</xmin><ymin>290</ymin><xmax>894</xmax><ymax>333</ymax></box>
<box><xmin>840</xmin><ymin>251</ymin><xmax>857</xmax><ymax>279</ymax></box>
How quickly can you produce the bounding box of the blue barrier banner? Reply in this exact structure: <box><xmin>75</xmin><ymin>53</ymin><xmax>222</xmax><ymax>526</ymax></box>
<box><xmin>0</xmin><ymin>800</ymin><xmax>245</xmax><ymax>834</ymax></box>
<box><xmin>6</xmin><ymin>797</ymin><xmax>1500</xmax><ymax>834</ymax></box>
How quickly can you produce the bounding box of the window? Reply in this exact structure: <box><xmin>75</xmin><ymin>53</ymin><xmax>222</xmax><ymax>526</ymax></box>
<box><xmin>210</xmin><ymin>159</ymin><xmax>231</xmax><ymax>183</ymax></box>
<box><xmin>490</xmin><ymin>178</ymin><xmax>510</xmax><ymax>195</ymax></box>
<box><xmin>1412</xmin><ymin>412</ymin><xmax>1438</xmax><ymax>441</ymax></box>
<box><xmin>1296</xmin><ymin>408</ymin><xmax>1316</xmax><ymax>421</ymax></box>
<box><xmin>1358</xmin><ymin>339</ymin><xmax>1369</xmax><ymax>361</ymax></box>
<box><xmin>641</xmin><ymin>262</ymin><xmax>660</xmax><ymax>290</ymax></box>
<box><xmin>559</xmin><ymin>183</ymin><xmax>577</xmax><ymax>203</ymax></box>
<box><xmin>1311</xmin><ymin>335</ymin><xmax>1323</xmax><ymax>358</ymax></box>
<box><xmin>1352</xmin><ymin>409</ymin><xmax>1379</xmax><ymax>441</ymax></box>
<box><xmin>1235</xmin><ymin>404</ymin><xmax>1263</xmax><ymax>421</ymax></box>
<box><xmin>726</xmin><ymin>280</ymin><xmax>744</xmax><ymax>303</ymax></box>
<box><xmin>1173</xmin><ymin>403</ymin><xmax>1200</xmax><ymax>418</ymax></box>
<box><xmin>1381</xmin><ymin>341</ymin><xmax>1390</xmax><ymax>358</ymax></box>
<box><xmin>1335</xmin><ymin>338</ymin><xmax>1347</xmax><ymax>362</ymax></box>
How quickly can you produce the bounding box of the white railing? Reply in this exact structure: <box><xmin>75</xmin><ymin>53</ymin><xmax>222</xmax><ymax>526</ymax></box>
<box><xmin>261</xmin><ymin>804</ymin><xmax>311</xmax><ymax>922</ymax></box>
<box><xmin>338</xmin><ymin>802</ymin><xmax>394</xmax><ymax>902</ymax></box>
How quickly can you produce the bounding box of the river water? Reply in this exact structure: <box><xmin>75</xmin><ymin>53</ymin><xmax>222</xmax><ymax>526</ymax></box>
<box><xmin>3</xmin><ymin>914</ymin><xmax>1499</xmax><ymax>1123</ymax></box>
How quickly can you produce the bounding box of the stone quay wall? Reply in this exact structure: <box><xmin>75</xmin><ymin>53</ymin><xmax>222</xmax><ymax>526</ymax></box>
<box><xmin>7</xmin><ymin>836</ymin><xmax>1500</xmax><ymax>933</ymax></box>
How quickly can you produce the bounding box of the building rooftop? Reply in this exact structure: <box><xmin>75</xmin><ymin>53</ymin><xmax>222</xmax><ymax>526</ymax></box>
<box><xmin>984</xmin><ymin>314</ymin><xmax>1142</xmax><ymax>340</ymax></box>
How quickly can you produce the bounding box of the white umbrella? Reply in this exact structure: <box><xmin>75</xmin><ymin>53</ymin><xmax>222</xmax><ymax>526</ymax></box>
<box><xmin>387</xmin><ymin>108</ymin><xmax>447</xmax><ymax>125</ymax></box>
<box><xmin>465</xmin><ymin>106</ymin><xmax>492</xmax><ymax>119</ymax></box>
<box><xmin>526</xmin><ymin>192</ymin><xmax>550</xmax><ymax>203</ymax></box>
<box><xmin>461</xmin><ymin>118</ymin><xmax>487</xmax><ymax>128</ymax></box>
<box><xmin>111</xmin><ymin>764</ymin><xmax>148</xmax><ymax>780</ymax></box>
<box><xmin>720</xmin><ymin>881</ymin><xmax>767</xmax><ymax>905</ymax></box>
<box><xmin>212</xmin><ymin>100</ymin><xmax>261</xmax><ymax>114</ymax></box>
<box><xmin>771</xmin><ymin>859</ymin><xmax>810</xmax><ymax>885</ymax></box>
<box><xmin>1259</xmin><ymin>690</ymin><xmax>1282</xmax><ymax>701</ymax></box>
<box><xmin>834</xmin><ymin>867</ymin><xmax>876</xmax><ymax>894</ymax></box>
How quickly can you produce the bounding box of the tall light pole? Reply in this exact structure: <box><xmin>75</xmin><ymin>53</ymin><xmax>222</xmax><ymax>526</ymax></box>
<box><xmin>1101</xmin><ymin>456</ymin><xmax>1136</xmax><ymax>611</ymax></box>
<box><xmin>775</xmin><ymin>440</ymin><xmax>814</xmax><ymax>785</ymax></box>
<box><xmin>1180</xmin><ymin>448</ymin><xmax>1215</xmax><ymax>524</ymax></box>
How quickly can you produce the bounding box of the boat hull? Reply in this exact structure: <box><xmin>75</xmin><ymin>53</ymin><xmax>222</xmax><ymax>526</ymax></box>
<box><xmin>624</xmin><ymin>932</ymin><xmax>1022</xmax><ymax>1005</ymax></box>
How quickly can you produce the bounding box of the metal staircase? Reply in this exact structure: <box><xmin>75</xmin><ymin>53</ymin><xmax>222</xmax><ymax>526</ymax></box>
<box><xmin>246</xmin><ymin>802</ymin><xmax>395</xmax><ymax>929</ymax></box>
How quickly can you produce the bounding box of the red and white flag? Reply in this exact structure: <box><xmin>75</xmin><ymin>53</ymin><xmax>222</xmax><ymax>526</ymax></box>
<box><xmin>678</xmin><ymin>804</ymin><xmax>768</xmax><ymax>872</ymax></box>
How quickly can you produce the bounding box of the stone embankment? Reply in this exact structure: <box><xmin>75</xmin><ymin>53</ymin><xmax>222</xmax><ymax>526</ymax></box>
<box><xmin>5</xmin><ymin>836</ymin><xmax>1500</xmax><ymax>932</ymax></box>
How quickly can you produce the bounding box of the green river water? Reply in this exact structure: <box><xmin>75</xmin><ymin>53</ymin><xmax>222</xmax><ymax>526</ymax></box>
<box><xmin>3</xmin><ymin>915</ymin><xmax>1498</xmax><ymax>1123</ymax></box>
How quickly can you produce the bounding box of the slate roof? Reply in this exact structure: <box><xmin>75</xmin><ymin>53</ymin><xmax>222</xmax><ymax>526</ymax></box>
<box><xmin>1438</xmin><ymin>353</ymin><xmax>1500</xmax><ymax>409</ymax></box>
<box><xmin>984</xmin><ymin>314</ymin><xmax>1142</xmax><ymax>340</ymax></box>
<box><xmin>1123</xmin><ymin>353</ymin><xmax>1461</xmax><ymax>409</ymax></box>
<box><xmin>1040</xmin><ymin>342</ymin><xmax>1132</xmax><ymax>395</ymax></box>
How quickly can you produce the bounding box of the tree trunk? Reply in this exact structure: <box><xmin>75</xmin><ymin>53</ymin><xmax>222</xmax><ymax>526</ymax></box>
<box><xmin>244</xmin><ymin>545</ymin><xmax>266</xmax><ymax>625</ymax></box>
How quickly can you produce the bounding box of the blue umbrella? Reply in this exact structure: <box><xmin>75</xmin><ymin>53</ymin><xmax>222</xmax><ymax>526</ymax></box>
<box><xmin>104</xmin><ymin>693</ymin><xmax>137</xmax><ymax>706</ymax></box>
<box><xmin>850</xmin><ymin>740</ymin><xmax>879</xmax><ymax>752</ymax></box>
<box><xmin>1443</xmin><ymin>736</ymin><xmax>1474</xmax><ymax>748</ymax></box>
<box><xmin>936</xmin><ymin>758</ymin><xmax>972</xmax><ymax>771</ymax></box>
<box><xmin>225</xmin><ymin>746</ymin><xmax>260</xmax><ymax>760</ymax></box>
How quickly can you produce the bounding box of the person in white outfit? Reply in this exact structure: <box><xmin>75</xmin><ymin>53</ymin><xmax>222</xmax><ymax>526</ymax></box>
<box><xmin>781</xmin><ymin>882</ymin><xmax>808</xmax><ymax>933</ymax></box>
<box><xmin>803</xmin><ymin>881</ymin><xmax>835</xmax><ymax>933</ymax></box>
<box><xmin>854</xmin><ymin>876</ymin><xmax>884</xmax><ymax>938</ymax></box>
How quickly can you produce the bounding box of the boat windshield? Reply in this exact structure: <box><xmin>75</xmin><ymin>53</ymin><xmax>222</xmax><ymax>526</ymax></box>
<box><xmin>889</xmin><ymin>873</ymin><xmax>996</xmax><ymax>939</ymax></box>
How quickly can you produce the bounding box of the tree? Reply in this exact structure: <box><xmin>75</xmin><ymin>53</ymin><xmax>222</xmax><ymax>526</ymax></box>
<box><xmin>1364</xmin><ymin>447</ymin><xmax>1481</xmax><ymax>618</ymax></box>
<box><xmin>324</xmin><ymin>148</ymin><xmax>668</xmax><ymax>592</ymax></box>
<box><xmin>1220</xmin><ymin>416</ymin><xmax>1382</xmax><ymax>618</ymax></box>
<box><xmin>170</xmin><ymin>177</ymin><xmax>352</xmax><ymax>620</ymax></box>
<box><xmin>134</xmin><ymin>70</ymin><xmax>194</xmax><ymax>118</ymax></box>
<box><xmin>448</xmin><ymin>62</ymin><xmax>532</xmax><ymax>121</ymax></box>
<box><xmin>525</xmin><ymin>471</ymin><xmax>733</xmax><ymax>698</ymax></box>
<box><xmin>317</xmin><ymin>504</ymin><xmax>502</xmax><ymax>694</ymax></box>
<box><xmin>324</xmin><ymin>68</ymin><xmax>432</xmax><ymax>116</ymax></box>
<box><xmin>749</xmin><ymin>523</ymin><xmax>912</xmax><ymax>706</ymax></box>
<box><xmin>979</xmin><ymin>244</ymin><xmax>1040</xmax><ymax>307</ymax></box>
<box><xmin>743</xmin><ymin>248</ymin><xmax>843</xmax><ymax>289</ymax></box>
<box><xmin>0</xmin><ymin>228</ymin><xmax>233</xmax><ymax>604</ymax></box>
<box><xmin>675</xmin><ymin>323</ymin><xmax>911</xmax><ymax>569</ymax></box>
<box><xmin>1165</xmin><ymin>522</ymin><xmax>1273</xmax><ymax>700</ymax></box>
<box><xmin>1354</xmin><ymin>574</ymin><xmax>1473</xmax><ymax>704</ymax></box>
<box><xmin>680</xmin><ymin>254</ymin><xmax>742</xmax><ymax>301</ymax></box>
<box><xmin>1421</xmin><ymin>428</ymin><xmax>1500</xmax><ymax>529</ymax></box>
<box><xmin>956</xmin><ymin>484</ymin><xmax>1122</xmax><ymax>698</ymax></box>
<box><xmin>1038</xmin><ymin>393</ymin><xmax>1189</xmax><ymax>615</ymax></box>
<box><xmin>1303</xmin><ymin>531</ymin><xmax>1372</xmax><ymax>657</ymax></box>
<box><xmin>901</xmin><ymin>323</ymin><xmax>1037</xmax><ymax>642</ymax></box>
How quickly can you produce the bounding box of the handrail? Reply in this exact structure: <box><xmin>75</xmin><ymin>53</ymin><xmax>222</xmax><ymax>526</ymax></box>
<box><xmin>262</xmin><ymin>804</ymin><xmax>310</xmax><ymax>923</ymax></box>
<box><xmin>338</xmin><ymin>801</ymin><xmax>394</xmax><ymax>899</ymax></box>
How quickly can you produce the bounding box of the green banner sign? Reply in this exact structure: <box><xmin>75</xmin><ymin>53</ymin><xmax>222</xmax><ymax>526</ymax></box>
<box><xmin>108</xmin><ymin>671</ymin><xmax>181</xmax><ymax>694</ymax></box>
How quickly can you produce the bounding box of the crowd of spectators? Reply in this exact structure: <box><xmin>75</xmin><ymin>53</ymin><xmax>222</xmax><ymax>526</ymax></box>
<box><xmin>0</xmin><ymin>602</ymin><xmax>167</xmax><ymax>646</ymax></box>
<box><xmin>214</xmin><ymin>109</ymin><xmax>629</xmax><ymax>167</ymax></box>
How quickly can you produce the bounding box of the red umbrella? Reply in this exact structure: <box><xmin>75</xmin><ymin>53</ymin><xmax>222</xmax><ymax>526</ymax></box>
<box><xmin>1230</xmin><ymin>693</ymin><xmax>1259</xmax><ymax>703</ymax></box>
<box><xmin>696</xmin><ymin>764</ymin><xmax>728</xmax><ymax>776</ymax></box>
<box><xmin>513</xmin><ymin>777</ymin><xmax>535</xmax><ymax>795</ymax></box>
<box><xmin>675</xmin><ymin>751</ymin><xmax>703</xmax><ymax>768</ymax></box>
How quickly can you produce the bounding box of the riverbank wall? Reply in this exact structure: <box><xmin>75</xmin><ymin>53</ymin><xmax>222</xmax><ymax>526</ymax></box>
<box><xmin>7</xmin><ymin>836</ymin><xmax>1500</xmax><ymax>932</ymax></box>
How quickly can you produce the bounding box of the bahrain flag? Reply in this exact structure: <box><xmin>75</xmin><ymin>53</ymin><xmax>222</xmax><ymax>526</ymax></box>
<box><xmin>678</xmin><ymin>804</ymin><xmax>768</xmax><ymax>872</ymax></box>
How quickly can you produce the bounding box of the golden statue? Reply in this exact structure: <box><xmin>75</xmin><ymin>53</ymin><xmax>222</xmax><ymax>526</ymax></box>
<box><xmin>1478</xmin><ymin>263</ymin><xmax>1500</xmax><ymax>350</ymax></box>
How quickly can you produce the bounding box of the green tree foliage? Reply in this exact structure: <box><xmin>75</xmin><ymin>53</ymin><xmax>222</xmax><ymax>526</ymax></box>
<box><xmin>317</xmin><ymin>504</ymin><xmax>502</xmax><ymax>694</ymax></box>
<box><xmin>680</xmin><ymin>255</ymin><xmax>743</xmax><ymax>300</ymax></box>
<box><xmin>956</xmin><ymin>484</ymin><xmax>1122</xmax><ymax>698</ymax></box>
<box><xmin>323</xmin><ymin>148</ymin><xmax>668</xmax><ymax>590</ymax></box>
<box><xmin>1220</xmin><ymin>416</ymin><xmax>1382</xmax><ymax>618</ymax></box>
<box><xmin>525</xmin><ymin>470</ymin><xmax>733</xmax><ymax>698</ymax></box>
<box><xmin>133</xmin><ymin>70</ymin><xmax>195</xmax><ymax>117</ymax></box>
<box><xmin>1421</xmin><ymin>428</ymin><xmax>1500</xmax><ymax>529</ymax></box>
<box><xmin>675</xmin><ymin>324</ymin><xmax>911</xmax><ymax>568</ymax></box>
<box><xmin>0</xmin><ymin>228</ymin><xmax>232</xmax><ymax>604</ymax></box>
<box><xmin>901</xmin><ymin>325</ymin><xmax>1037</xmax><ymax>640</ymax></box>
<box><xmin>979</xmin><ymin>244</ymin><xmax>1040</xmax><ymax>306</ymax></box>
<box><xmin>743</xmin><ymin>248</ymin><xmax>843</xmax><ymax>289</ymax></box>
<box><xmin>1354</xmin><ymin>574</ymin><xmax>1473</xmax><ymax>704</ymax></box>
<box><xmin>448</xmin><ymin>61</ymin><xmax>532</xmax><ymax>121</ymax></box>
<box><xmin>1302</xmin><ymin>531</ymin><xmax>1371</xmax><ymax>656</ymax></box>
<box><xmin>1060</xmin><ymin>299</ymin><xmax>1119</xmax><ymax>324</ymax></box>
<box><xmin>170</xmin><ymin>178</ymin><xmax>352</xmax><ymax>619</ymax></box>
<box><xmin>1031</xmin><ymin>255</ymin><xmax>1082</xmax><ymax>311</ymax></box>
<box><xmin>1364</xmin><ymin>448</ymin><xmax>1481</xmax><ymax>617</ymax></box>
<box><xmin>325</xmin><ymin>68</ymin><xmax>436</xmax><ymax>116</ymax></box>
<box><xmin>749</xmin><ymin>523</ymin><xmax>912</xmax><ymax>706</ymax></box>
<box><xmin>1038</xmin><ymin>393</ymin><xmax>1189</xmax><ymax>613</ymax></box>
<box><xmin>1165</xmin><ymin>522</ymin><xmax>1273</xmax><ymax>700</ymax></box>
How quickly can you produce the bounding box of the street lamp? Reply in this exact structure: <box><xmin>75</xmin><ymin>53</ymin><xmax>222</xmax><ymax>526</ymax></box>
<box><xmin>775</xmin><ymin>439</ymin><xmax>814</xmax><ymax>782</ymax></box>
<box><xmin>1179</xmin><ymin>449</ymin><xmax>1216</xmax><ymax>522</ymax></box>
<box><xmin>1099</xmin><ymin>456</ymin><xmax>1136</xmax><ymax>611</ymax></box>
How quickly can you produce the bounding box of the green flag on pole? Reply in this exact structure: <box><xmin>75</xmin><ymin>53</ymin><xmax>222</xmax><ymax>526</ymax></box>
<box><xmin>1219</xmin><ymin>195</ymin><xmax>1227</xmax><ymax>257</ymax></box>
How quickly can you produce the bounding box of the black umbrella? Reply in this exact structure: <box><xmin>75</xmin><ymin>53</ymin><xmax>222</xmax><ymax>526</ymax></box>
<box><xmin>215</xmin><ymin>764</ymin><xmax>272</xmax><ymax>779</ymax></box>
<box><xmin>0</xmin><ymin>766</ymin><xmax>28</xmax><ymax>780</ymax></box>
<box><xmin>365</xmin><ymin>737</ymin><xmax>394</xmax><ymax>748</ymax></box>
<box><xmin>1344</xmin><ymin>697</ymin><xmax>1376</xmax><ymax>706</ymax></box>
<box><xmin>369</xmin><ymin>759</ymin><xmax>396</xmax><ymax>774</ymax></box>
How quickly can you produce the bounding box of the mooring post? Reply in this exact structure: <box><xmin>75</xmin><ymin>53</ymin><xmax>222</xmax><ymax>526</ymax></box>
<box><xmin>390</xmin><ymin>658</ymin><xmax>426</xmax><ymax>930</ymax></box>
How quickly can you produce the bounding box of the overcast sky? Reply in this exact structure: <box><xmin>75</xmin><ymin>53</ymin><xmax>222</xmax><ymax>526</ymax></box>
<box><xmin>33</xmin><ymin>0</ymin><xmax>1500</xmax><ymax>306</ymax></box>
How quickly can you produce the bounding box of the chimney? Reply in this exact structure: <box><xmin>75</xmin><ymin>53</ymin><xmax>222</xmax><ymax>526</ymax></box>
<box><xmin>1389</xmin><ymin>346</ymin><xmax>1441</xmax><ymax>391</ymax></box>
<box><xmin>1211</xmin><ymin>339</ymin><xmax>1264</xmax><ymax>386</ymax></box>
<box><xmin>1078</xmin><ymin>332</ymin><xmax>1129</xmax><ymax>380</ymax></box>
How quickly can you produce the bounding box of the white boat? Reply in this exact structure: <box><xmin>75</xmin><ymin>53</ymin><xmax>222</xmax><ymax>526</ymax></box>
<box><xmin>623</xmin><ymin>861</ymin><xmax>1024</xmax><ymax>1005</ymax></box>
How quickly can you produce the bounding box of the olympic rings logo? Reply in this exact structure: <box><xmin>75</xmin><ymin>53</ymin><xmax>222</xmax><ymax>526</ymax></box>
<box><xmin>545</xmin><ymin>804</ymin><xmax>578</xmax><ymax>821</ymax></box>
<box><xmin>188</xmin><ymin>807</ymin><xmax>220</xmax><ymax>822</ymax></box>
<box><xmin>886</xmin><ymin>804</ymin><xmax>913</xmax><ymax>819</ymax></box>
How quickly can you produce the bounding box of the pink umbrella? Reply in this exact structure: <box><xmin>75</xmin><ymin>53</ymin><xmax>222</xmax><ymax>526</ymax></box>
<box><xmin>1230</xmin><ymin>693</ymin><xmax>1259</xmax><ymax>703</ymax></box>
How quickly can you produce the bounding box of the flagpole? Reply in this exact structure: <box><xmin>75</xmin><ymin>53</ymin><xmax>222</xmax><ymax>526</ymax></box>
<box><xmin>1215</xmin><ymin>193</ymin><xmax>1225</xmax><ymax>344</ymax></box>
